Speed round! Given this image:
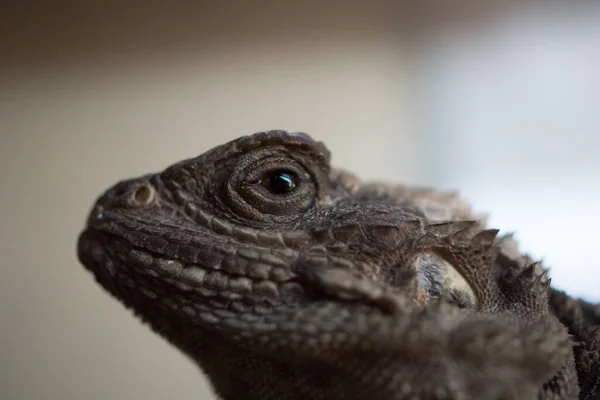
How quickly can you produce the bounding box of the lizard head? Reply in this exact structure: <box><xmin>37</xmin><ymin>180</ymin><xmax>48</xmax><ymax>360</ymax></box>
<box><xmin>78</xmin><ymin>131</ymin><xmax>478</xmax><ymax>323</ymax></box>
<box><xmin>76</xmin><ymin>130</ymin><xmax>577</xmax><ymax>399</ymax></box>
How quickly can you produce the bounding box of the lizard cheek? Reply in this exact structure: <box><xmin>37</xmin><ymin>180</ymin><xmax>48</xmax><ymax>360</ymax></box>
<box><xmin>415</xmin><ymin>252</ymin><xmax>477</xmax><ymax>308</ymax></box>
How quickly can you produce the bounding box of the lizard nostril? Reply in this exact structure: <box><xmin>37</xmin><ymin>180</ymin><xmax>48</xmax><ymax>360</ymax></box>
<box><xmin>133</xmin><ymin>185</ymin><xmax>155</xmax><ymax>205</ymax></box>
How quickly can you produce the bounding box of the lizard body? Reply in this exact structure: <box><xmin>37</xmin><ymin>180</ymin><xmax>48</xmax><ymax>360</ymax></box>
<box><xmin>77</xmin><ymin>130</ymin><xmax>599</xmax><ymax>399</ymax></box>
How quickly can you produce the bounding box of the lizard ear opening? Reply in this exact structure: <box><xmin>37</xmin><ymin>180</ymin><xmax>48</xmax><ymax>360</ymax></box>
<box><xmin>415</xmin><ymin>252</ymin><xmax>478</xmax><ymax>309</ymax></box>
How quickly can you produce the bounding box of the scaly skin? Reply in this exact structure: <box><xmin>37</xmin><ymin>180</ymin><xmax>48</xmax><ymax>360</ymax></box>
<box><xmin>77</xmin><ymin>130</ymin><xmax>599</xmax><ymax>399</ymax></box>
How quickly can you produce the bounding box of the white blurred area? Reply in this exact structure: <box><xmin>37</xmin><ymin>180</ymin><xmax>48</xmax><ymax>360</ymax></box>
<box><xmin>1</xmin><ymin>3</ymin><xmax>598</xmax><ymax>400</ymax></box>
<box><xmin>420</xmin><ymin>4</ymin><xmax>600</xmax><ymax>302</ymax></box>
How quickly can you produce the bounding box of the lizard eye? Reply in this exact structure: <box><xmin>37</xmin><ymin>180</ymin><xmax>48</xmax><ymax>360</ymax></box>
<box><xmin>261</xmin><ymin>169</ymin><xmax>299</xmax><ymax>195</ymax></box>
<box><xmin>227</xmin><ymin>156</ymin><xmax>317</xmax><ymax>219</ymax></box>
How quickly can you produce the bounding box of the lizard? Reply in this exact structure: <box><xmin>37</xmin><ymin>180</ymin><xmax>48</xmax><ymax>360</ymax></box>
<box><xmin>77</xmin><ymin>130</ymin><xmax>600</xmax><ymax>400</ymax></box>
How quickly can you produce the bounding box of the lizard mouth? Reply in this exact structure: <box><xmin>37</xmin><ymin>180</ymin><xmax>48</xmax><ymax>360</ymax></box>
<box><xmin>77</xmin><ymin>228</ymin><xmax>122</xmax><ymax>297</ymax></box>
<box><xmin>414</xmin><ymin>252</ymin><xmax>477</xmax><ymax>309</ymax></box>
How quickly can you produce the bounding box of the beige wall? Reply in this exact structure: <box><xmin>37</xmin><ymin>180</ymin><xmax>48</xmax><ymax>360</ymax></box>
<box><xmin>6</xmin><ymin>3</ymin><xmax>595</xmax><ymax>400</ymax></box>
<box><xmin>1</xmin><ymin>3</ymin><xmax>420</xmax><ymax>399</ymax></box>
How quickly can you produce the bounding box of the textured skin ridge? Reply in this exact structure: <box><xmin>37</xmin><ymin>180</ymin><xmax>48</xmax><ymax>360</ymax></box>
<box><xmin>78</xmin><ymin>130</ymin><xmax>599</xmax><ymax>400</ymax></box>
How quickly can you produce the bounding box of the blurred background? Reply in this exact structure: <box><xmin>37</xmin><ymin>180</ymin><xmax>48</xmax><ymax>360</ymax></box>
<box><xmin>1</xmin><ymin>2</ymin><xmax>598</xmax><ymax>399</ymax></box>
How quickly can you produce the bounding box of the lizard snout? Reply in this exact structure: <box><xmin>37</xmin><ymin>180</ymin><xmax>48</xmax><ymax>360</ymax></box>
<box><xmin>85</xmin><ymin>174</ymin><xmax>156</xmax><ymax>228</ymax></box>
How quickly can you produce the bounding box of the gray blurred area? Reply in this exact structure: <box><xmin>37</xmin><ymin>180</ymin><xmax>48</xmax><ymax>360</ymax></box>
<box><xmin>1</xmin><ymin>2</ymin><xmax>598</xmax><ymax>399</ymax></box>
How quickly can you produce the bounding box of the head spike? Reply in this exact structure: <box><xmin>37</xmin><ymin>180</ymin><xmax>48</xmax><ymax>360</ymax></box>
<box><xmin>417</xmin><ymin>232</ymin><xmax>438</xmax><ymax>247</ymax></box>
<box><xmin>426</xmin><ymin>221</ymin><xmax>474</xmax><ymax>237</ymax></box>
<box><xmin>449</xmin><ymin>226</ymin><xmax>473</xmax><ymax>242</ymax></box>
<box><xmin>519</xmin><ymin>262</ymin><xmax>539</xmax><ymax>280</ymax></box>
<box><xmin>470</xmin><ymin>229</ymin><xmax>499</xmax><ymax>249</ymax></box>
<box><xmin>541</xmin><ymin>277</ymin><xmax>552</xmax><ymax>290</ymax></box>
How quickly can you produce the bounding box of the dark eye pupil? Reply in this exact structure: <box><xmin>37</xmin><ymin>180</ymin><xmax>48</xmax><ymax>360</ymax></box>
<box><xmin>266</xmin><ymin>170</ymin><xmax>298</xmax><ymax>195</ymax></box>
